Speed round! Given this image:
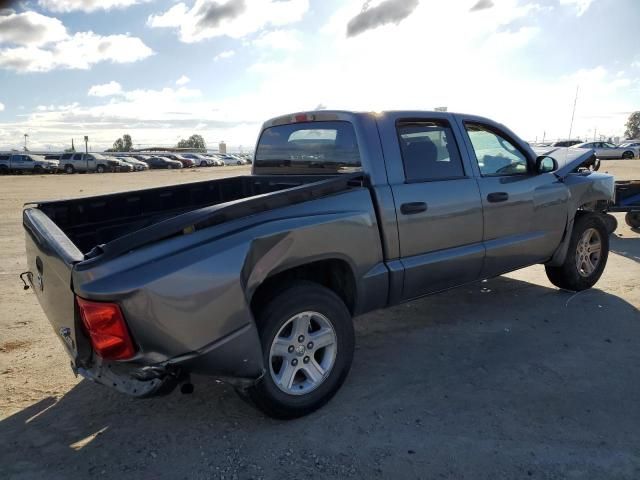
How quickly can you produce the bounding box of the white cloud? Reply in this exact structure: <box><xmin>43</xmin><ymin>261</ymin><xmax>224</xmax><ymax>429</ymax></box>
<box><xmin>253</xmin><ymin>29</ymin><xmax>302</xmax><ymax>51</ymax></box>
<box><xmin>0</xmin><ymin>32</ymin><xmax>153</xmax><ymax>72</ymax></box>
<box><xmin>0</xmin><ymin>11</ymin><xmax>68</xmax><ymax>46</ymax></box>
<box><xmin>148</xmin><ymin>0</ymin><xmax>309</xmax><ymax>43</ymax></box>
<box><xmin>88</xmin><ymin>81</ymin><xmax>123</xmax><ymax>97</ymax></box>
<box><xmin>558</xmin><ymin>0</ymin><xmax>594</xmax><ymax>16</ymax></box>
<box><xmin>38</xmin><ymin>0</ymin><xmax>148</xmax><ymax>13</ymax></box>
<box><xmin>214</xmin><ymin>49</ymin><xmax>235</xmax><ymax>61</ymax></box>
<box><xmin>176</xmin><ymin>75</ymin><xmax>190</xmax><ymax>85</ymax></box>
<box><xmin>0</xmin><ymin>102</ymin><xmax>5</xmax><ymax>112</ymax></box>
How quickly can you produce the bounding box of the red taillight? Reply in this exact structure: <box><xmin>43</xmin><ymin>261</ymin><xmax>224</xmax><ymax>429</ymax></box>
<box><xmin>77</xmin><ymin>297</ymin><xmax>136</xmax><ymax>360</ymax></box>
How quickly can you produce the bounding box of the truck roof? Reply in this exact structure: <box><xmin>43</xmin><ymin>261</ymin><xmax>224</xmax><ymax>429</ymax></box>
<box><xmin>261</xmin><ymin>110</ymin><xmax>495</xmax><ymax>128</ymax></box>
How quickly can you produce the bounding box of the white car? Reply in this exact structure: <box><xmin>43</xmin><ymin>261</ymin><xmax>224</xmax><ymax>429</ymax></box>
<box><xmin>116</xmin><ymin>157</ymin><xmax>149</xmax><ymax>171</ymax></box>
<box><xmin>571</xmin><ymin>141</ymin><xmax>638</xmax><ymax>159</ymax></box>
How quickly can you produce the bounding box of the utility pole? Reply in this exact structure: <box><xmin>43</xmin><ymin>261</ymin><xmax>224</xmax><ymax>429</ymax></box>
<box><xmin>23</xmin><ymin>133</ymin><xmax>28</xmax><ymax>151</ymax></box>
<box><xmin>568</xmin><ymin>85</ymin><xmax>579</xmax><ymax>140</ymax></box>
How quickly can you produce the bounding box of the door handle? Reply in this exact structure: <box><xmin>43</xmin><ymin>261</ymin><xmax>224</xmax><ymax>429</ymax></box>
<box><xmin>487</xmin><ymin>192</ymin><xmax>509</xmax><ymax>203</ymax></box>
<box><xmin>400</xmin><ymin>202</ymin><xmax>428</xmax><ymax>215</ymax></box>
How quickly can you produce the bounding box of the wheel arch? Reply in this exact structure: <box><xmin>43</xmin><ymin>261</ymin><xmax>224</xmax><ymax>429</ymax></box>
<box><xmin>249</xmin><ymin>258</ymin><xmax>358</xmax><ymax>320</ymax></box>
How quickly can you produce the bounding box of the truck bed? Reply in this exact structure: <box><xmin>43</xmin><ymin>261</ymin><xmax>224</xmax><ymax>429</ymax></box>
<box><xmin>26</xmin><ymin>174</ymin><xmax>363</xmax><ymax>262</ymax></box>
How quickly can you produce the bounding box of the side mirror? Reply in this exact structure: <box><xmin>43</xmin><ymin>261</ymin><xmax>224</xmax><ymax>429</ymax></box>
<box><xmin>536</xmin><ymin>155</ymin><xmax>557</xmax><ymax>174</ymax></box>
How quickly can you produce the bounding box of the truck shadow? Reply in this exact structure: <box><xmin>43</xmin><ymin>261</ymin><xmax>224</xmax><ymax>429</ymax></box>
<box><xmin>610</xmin><ymin>232</ymin><xmax>640</xmax><ymax>264</ymax></box>
<box><xmin>2</xmin><ymin>275</ymin><xmax>639</xmax><ymax>479</ymax></box>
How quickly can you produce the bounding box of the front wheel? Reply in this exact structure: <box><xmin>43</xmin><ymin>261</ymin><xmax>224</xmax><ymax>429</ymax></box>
<box><xmin>545</xmin><ymin>213</ymin><xmax>609</xmax><ymax>291</ymax></box>
<box><xmin>246</xmin><ymin>281</ymin><xmax>354</xmax><ymax>419</ymax></box>
<box><xmin>622</xmin><ymin>151</ymin><xmax>634</xmax><ymax>160</ymax></box>
<box><xmin>64</xmin><ymin>164</ymin><xmax>74</xmax><ymax>174</ymax></box>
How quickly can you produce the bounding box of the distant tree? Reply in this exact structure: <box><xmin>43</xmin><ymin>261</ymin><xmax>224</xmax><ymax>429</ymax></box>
<box><xmin>112</xmin><ymin>134</ymin><xmax>133</xmax><ymax>152</ymax></box>
<box><xmin>123</xmin><ymin>134</ymin><xmax>133</xmax><ymax>151</ymax></box>
<box><xmin>112</xmin><ymin>137</ymin><xmax>125</xmax><ymax>151</ymax></box>
<box><xmin>177</xmin><ymin>134</ymin><xmax>206</xmax><ymax>150</ymax></box>
<box><xmin>625</xmin><ymin>111</ymin><xmax>640</xmax><ymax>139</ymax></box>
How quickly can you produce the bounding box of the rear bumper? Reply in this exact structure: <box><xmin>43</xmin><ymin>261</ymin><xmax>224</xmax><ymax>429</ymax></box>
<box><xmin>74</xmin><ymin>322</ymin><xmax>265</xmax><ymax>396</ymax></box>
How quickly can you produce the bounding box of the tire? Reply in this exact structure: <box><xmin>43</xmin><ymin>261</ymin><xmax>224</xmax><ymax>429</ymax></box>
<box><xmin>166</xmin><ymin>164</ymin><xmax>172</xmax><ymax>169</ymax></box>
<box><xmin>64</xmin><ymin>164</ymin><xmax>74</xmax><ymax>174</ymax></box>
<box><xmin>545</xmin><ymin>213</ymin><xmax>609</xmax><ymax>291</ymax></box>
<box><xmin>96</xmin><ymin>165</ymin><xmax>105</xmax><ymax>173</ymax></box>
<box><xmin>33</xmin><ymin>166</ymin><xmax>43</xmax><ymax>174</ymax></box>
<box><xmin>622</xmin><ymin>151</ymin><xmax>634</xmax><ymax>160</ymax></box>
<box><xmin>601</xmin><ymin>213</ymin><xmax>618</xmax><ymax>234</ymax></box>
<box><xmin>246</xmin><ymin>281</ymin><xmax>355</xmax><ymax>419</ymax></box>
<box><xmin>625</xmin><ymin>212</ymin><xmax>640</xmax><ymax>229</ymax></box>
<box><xmin>0</xmin><ymin>166</ymin><xmax>8</xmax><ymax>175</ymax></box>
<box><xmin>200</xmin><ymin>161</ymin><xmax>207</xmax><ymax>167</ymax></box>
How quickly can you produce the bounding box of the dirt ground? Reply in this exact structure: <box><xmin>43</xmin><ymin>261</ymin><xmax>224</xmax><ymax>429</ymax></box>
<box><xmin>1</xmin><ymin>162</ymin><xmax>639</xmax><ymax>479</ymax></box>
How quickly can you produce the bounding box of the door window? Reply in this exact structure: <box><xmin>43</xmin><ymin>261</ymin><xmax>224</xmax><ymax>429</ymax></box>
<box><xmin>465</xmin><ymin>123</ymin><xmax>529</xmax><ymax>176</ymax></box>
<box><xmin>397</xmin><ymin>120</ymin><xmax>465</xmax><ymax>181</ymax></box>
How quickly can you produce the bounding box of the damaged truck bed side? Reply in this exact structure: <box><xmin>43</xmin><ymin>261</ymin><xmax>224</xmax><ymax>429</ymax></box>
<box><xmin>23</xmin><ymin>110</ymin><xmax>615</xmax><ymax>418</ymax></box>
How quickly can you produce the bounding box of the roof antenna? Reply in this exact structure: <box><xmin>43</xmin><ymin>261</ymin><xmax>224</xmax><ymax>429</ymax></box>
<box><xmin>568</xmin><ymin>85</ymin><xmax>579</xmax><ymax>141</ymax></box>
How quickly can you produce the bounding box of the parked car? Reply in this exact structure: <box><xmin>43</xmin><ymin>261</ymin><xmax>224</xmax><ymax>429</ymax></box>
<box><xmin>549</xmin><ymin>139</ymin><xmax>582</xmax><ymax>148</ymax></box>
<box><xmin>571</xmin><ymin>141</ymin><xmax>638</xmax><ymax>159</ymax></box>
<box><xmin>59</xmin><ymin>152</ymin><xmax>125</xmax><ymax>173</ymax></box>
<box><xmin>22</xmin><ymin>110</ymin><xmax>614</xmax><ymax>419</ymax></box>
<box><xmin>0</xmin><ymin>153</ymin><xmax>58</xmax><ymax>174</ymax></box>
<box><xmin>618</xmin><ymin>141</ymin><xmax>640</xmax><ymax>149</ymax></box>
<box><xmin>202</xmin><ymin>154</ymin><xmax>224</xmax><ymax>166</ymax></box>
<box><xmin>214</xmin><ymin>154</ymin><xmax>242</xmax><ymax>166</ymax></box>
<box><xmin>142</xmin><ymin>156</ymin><xmax>183</xmax><ymax>169</ymax></box>
<box><xmin>181</xmin><ymin>153</ymin><xmax>217</xmax><ymax>167</ymax></box>
<box><xmin>116</xmin><ymin>156</ymin><xmax>149</xmax><ymax>171</ymax></box>
<box><xmin>161</xmin><ymin>154</ymin><xmax>196</xmax><ymax>168</ymax></box>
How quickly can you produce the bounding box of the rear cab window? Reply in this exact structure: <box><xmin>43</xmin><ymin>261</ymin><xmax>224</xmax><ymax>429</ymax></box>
<box><xmin>254</xmin><ymin>121</ymin><xmax>361</xmax><ymax>174</ymax></box>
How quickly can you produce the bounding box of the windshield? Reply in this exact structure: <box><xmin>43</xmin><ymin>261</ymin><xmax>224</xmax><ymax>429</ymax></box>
<box><xmin>254</xmin><ymin>121</ymin><xmax>361</xmax><ymax>174</ymax></box>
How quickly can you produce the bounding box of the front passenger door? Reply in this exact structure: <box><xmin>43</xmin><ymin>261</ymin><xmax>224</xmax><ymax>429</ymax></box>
<box><xmin>459</xmin><ymin>121</ymin><xmax>569</xmax><ymax>277</ymax></box>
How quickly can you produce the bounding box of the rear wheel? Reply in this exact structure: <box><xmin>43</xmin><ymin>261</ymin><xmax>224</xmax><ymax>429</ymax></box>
<box><xmin>200</xmin><ymin>161</ymin><xmax>207</xmax><ymax>167</ymax></box>
<box><xmin>33</xmin><ymin>166</ymin><xmax>43</xmax><ymax>174</ymax></box>
<box><xmin>246</xmin><ymin>281</ymin><xmax>354</xmax><ymax>419</ymax></box>
<box><xmin>96</xmin><ymin>165</ymin><xmax>105</xmax><ymax>173</ymax></box>
<box><xmin>625</xmin><ymin>212</ymin><xmax>640</xmax><ymax>229</ymax></box>
<box><xmin>622</xmin><ymin>151</ymin><xmax>634</xmax><ymax>160</ymax></box>
<box><xmin>545</xmin><ymin>214</ymin><xmax>609</xmax><ymax>291</ymax></box>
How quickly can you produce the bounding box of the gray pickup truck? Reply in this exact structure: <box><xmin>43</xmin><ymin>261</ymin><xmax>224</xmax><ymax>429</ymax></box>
<box><xmin>0</xmin><ymin>153</ymin><xmax>59</xmax><ymax>174</ymax></box>
<box><xmin>22</xmin><ymin>111</ymin><xmax>615</xmax><ymax>418</ymax></box>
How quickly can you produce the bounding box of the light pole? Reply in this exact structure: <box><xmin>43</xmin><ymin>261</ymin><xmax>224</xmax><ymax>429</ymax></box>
<box><xmin>23</xmin><ymin>133</ymin><xmax>28</xmax><ymax>151</ymax></box>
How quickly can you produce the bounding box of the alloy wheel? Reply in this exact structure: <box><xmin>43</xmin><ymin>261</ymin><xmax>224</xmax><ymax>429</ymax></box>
<box><xmin>269</xmin><ymin>311</ymin><xmax>337</xmax><ymax>395</ymax></box>
<box><xmin>575</xmin><ymin>227</ymin><xmax>602</xmax><ymax>277</ymax></box>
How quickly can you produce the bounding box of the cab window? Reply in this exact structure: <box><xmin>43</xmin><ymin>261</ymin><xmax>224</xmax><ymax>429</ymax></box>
<box><xmin>465</xmin><ymin>123</ymin><xmax>529</xmax><ymax>176</ymax></box>
<box><xmin>397</xmin><ymin>120</ymin><xmax>465</xmax><ymax>181</ymax></box>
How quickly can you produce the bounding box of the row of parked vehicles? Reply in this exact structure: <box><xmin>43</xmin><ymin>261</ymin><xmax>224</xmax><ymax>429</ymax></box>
<box><xmin>530</xmin><ymin>139</ymin><xmax>640</xmax><ymax>159</ymax></box>
<box><xmin>0</xmin><ymin>151</ymin><xmax>252</xmax><ymax>174</ymax></box>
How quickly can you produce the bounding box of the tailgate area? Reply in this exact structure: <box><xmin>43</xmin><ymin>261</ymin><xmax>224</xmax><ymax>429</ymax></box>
<box><xmin>23</xmin><ymin>208</ymin><xmax>84</xmax><ymax>362</ymax></box>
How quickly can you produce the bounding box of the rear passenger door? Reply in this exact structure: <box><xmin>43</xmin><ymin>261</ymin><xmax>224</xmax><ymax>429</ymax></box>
<box><xmin>377</xmin><ymin>113</ymin><xmax>484</xmax><ymax>301</ymax></box>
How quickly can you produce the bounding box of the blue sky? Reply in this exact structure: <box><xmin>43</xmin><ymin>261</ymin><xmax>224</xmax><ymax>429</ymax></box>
<box><xmin>0</xmin><ymin>0</ymin><xmax>638</xmax><ymax>151</ymax></box>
